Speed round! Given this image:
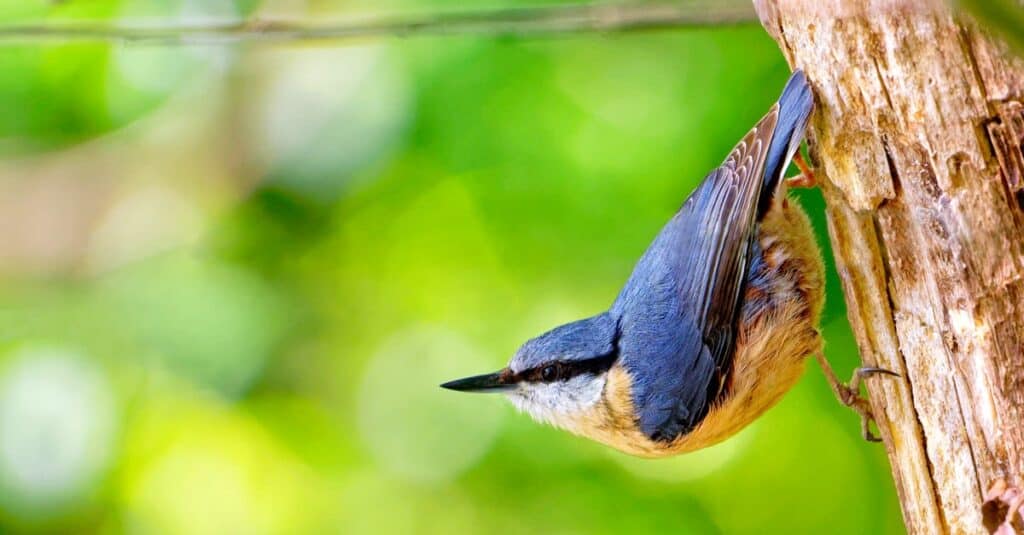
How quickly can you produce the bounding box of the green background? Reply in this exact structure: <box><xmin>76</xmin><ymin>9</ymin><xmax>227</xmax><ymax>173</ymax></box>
<box><xmin>0</xmin><ymin>0</ymin><xmax>905</xmax><ymax>533</ymax></box>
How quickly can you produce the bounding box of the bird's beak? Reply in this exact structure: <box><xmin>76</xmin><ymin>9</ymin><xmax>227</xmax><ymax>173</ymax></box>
<box><xmin>440</xmin><ymin>368</ymin><xmax>516</xmax><ymax>393</ymax></box>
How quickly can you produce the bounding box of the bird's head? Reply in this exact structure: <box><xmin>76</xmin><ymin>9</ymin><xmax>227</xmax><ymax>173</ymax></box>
<box><xmin>442</xmin><ymin>313</ymin><xmax>620</xmax><ymax>433</ymax></box>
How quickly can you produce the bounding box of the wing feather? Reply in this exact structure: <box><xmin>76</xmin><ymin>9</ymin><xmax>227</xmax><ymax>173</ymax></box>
<box><xmin>614</xmin><ymin>72</ymin><xmax>813</xmax><ymax>441</ymax></box>
<box><xmin>613</xmin><ymin>108</ymin><xmax>782</xmax><ymax>440</ymax></box>
<box><xmin>689</xmin><ymin>108</ymin><xmax>778</xmax><ymax>351</ymax></box>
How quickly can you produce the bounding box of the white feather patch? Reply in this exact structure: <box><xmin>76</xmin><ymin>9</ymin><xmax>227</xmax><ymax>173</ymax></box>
<box><xmin>506</xmin><ymin>374</ymin><xmax>606</xmax><ymax>429</ymax></box>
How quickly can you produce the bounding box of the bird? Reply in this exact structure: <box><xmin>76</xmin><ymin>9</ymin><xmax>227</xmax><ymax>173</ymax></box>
<box><xmin>441</xmin><ymin>70</ymin><xmax>897</xmax><ymax>457</ymax></box>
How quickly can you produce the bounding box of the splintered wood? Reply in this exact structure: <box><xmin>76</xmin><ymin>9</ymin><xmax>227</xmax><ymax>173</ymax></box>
<box><xmin>754</xmin><ymin>1</ymin><xmax>1024</xmax><ymax>534</ymax></box>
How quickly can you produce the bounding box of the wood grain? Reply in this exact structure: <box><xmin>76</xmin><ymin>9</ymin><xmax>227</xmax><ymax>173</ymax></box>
<box><xmin>753</xmin><ymin>1</ymin><xmax>1024</xmax><ymax>533</ymax></box>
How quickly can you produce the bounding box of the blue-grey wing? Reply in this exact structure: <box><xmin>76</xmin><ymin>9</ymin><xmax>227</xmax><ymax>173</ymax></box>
<box><xmin>612</xmin><ymin>115</ymin><xmax>777</xmax><ymax>440</ymax></box>
<box><xmin>613</xmin><ymin>71</ymin><xmax>813</xmax><ymax>441</ymax></box>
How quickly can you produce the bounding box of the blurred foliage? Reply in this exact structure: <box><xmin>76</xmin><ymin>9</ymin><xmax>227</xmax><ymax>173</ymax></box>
<box><xmin>959</xmin><ymin>0</ymin><xmax>1024</xmax><ymax>54</ymax></box>
<box><xmin>0</xmin><ymin>1</ymin><xmax>904</xmax><ymax>534</ymax></box>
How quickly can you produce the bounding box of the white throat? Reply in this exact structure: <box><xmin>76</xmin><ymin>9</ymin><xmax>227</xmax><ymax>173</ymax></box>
<box><xmin>506</xmin><ymin>374</ymin><xmax>607</xmax><ymax>430</ymax></box>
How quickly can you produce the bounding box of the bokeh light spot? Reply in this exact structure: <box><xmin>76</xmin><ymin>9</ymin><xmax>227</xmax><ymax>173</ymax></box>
<box><xmin>357</xmin><ymin>326</ymin><xmax>505</xmax><ymax>484</ymax></box>
<box><xmin>99</xmin><ymin>254</ymin><xmax>289</xmax><ymax>397</ymax></box>
<box><xmin>120</xmin><ymin>395</ymin><xmax>330</xmax><ymax>535</ymax></box>
<box><xmin>252</xmin><ymin>45</ymin><xmax>411</xmax><ymax>198</ymax></box>
<box><xmin>86</xmin><ymin>185</ymin><xmax>205</xmax><ymax>273</ymax></box>
<box><xmin>0</xmin><ymin>346</ymin><xmax>117</xmax><ymax>516</ymax></box>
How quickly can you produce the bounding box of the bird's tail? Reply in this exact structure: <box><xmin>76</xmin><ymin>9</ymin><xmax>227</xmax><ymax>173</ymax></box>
<box><xmin>759</xmin><ymin>70</ymin><xmax>814</xmax><ymax>216</ymax></box>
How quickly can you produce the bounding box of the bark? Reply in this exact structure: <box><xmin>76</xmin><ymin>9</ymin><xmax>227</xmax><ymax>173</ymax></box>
<box><xmin>753</xmin><ymin>1</ymin><xmax>1024</xmax><ymax>534</ymax></box>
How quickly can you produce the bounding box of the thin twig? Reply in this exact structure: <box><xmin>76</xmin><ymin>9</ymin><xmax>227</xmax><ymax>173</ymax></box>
<box><xmin>0</xmin><ymin>2</ymin><xmax>757</xmax><ymax>45</ymax></box>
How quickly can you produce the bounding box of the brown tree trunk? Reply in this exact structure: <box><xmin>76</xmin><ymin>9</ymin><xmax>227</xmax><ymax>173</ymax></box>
<box><xmin>753</xmin><ymin>1</ymin><xmax>1024</xmax><ymax>534</ymax></box>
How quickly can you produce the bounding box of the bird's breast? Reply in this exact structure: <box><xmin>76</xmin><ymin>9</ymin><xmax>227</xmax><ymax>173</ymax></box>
<box><xmin>670</xmin><ymin>193</ymin><xmax>825</xmax><ymax>453</ymax></box>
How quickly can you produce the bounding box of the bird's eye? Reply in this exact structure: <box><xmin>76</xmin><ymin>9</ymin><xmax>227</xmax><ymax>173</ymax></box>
<box><xmin>541</xmin><ymin>365</ymin><xmax>558</xmax><ymax>382</ymax></box>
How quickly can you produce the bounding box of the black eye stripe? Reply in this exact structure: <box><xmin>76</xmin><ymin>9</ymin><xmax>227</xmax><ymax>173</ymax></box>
<box><xmin>524</xmin><ymin>352</ymin><xmax>618</xmax><ymax>383</ymax></box>
<box><xmin>519</xmin><ymin>319</ymin><xmax>621</xmax><ymax>384</ymax></box>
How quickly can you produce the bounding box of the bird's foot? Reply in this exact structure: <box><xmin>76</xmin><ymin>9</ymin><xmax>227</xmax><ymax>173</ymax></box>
<box><xmin>814</xmin><ymin>353</ymin><xmax>899</xmax><ymax>442</ymax></box>
<box><xmin>786</xmin><ymin>152</ymin><xmax>817</xmax><ymax>188</ymax></box>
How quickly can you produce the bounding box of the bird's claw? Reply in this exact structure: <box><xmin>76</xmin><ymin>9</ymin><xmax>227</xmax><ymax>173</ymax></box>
<box><xmin>841</xmin><ymin>389</ymin><xmax>880</xmax><ymax>441</ymax></box>
<box><xmin>786</xmin><ymin>152</ymin><xmax>817</xmax><ymax>188</ymax></box>
<box><xmin>815</xmin><ymin>353</ymin><xmax>900</xmax><ymax>443</ymax></box>
<box><xmin>839</xmin><ymin>366</ymin><xmax>899</xmax><ymax>442</ymax></box>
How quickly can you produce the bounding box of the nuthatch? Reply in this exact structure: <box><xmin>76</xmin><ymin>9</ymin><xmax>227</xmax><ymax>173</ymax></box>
<box><xmin>442</xmin><ymin>71</ymin><xmax>896</xmax><ymax>457</ymax></box>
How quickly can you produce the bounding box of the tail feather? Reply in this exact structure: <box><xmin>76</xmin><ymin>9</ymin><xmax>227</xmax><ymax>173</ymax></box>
<box><xmin>759</xmin><ymin>70</ymin><xmax>814</xmax><ymax>216</ymax></box>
